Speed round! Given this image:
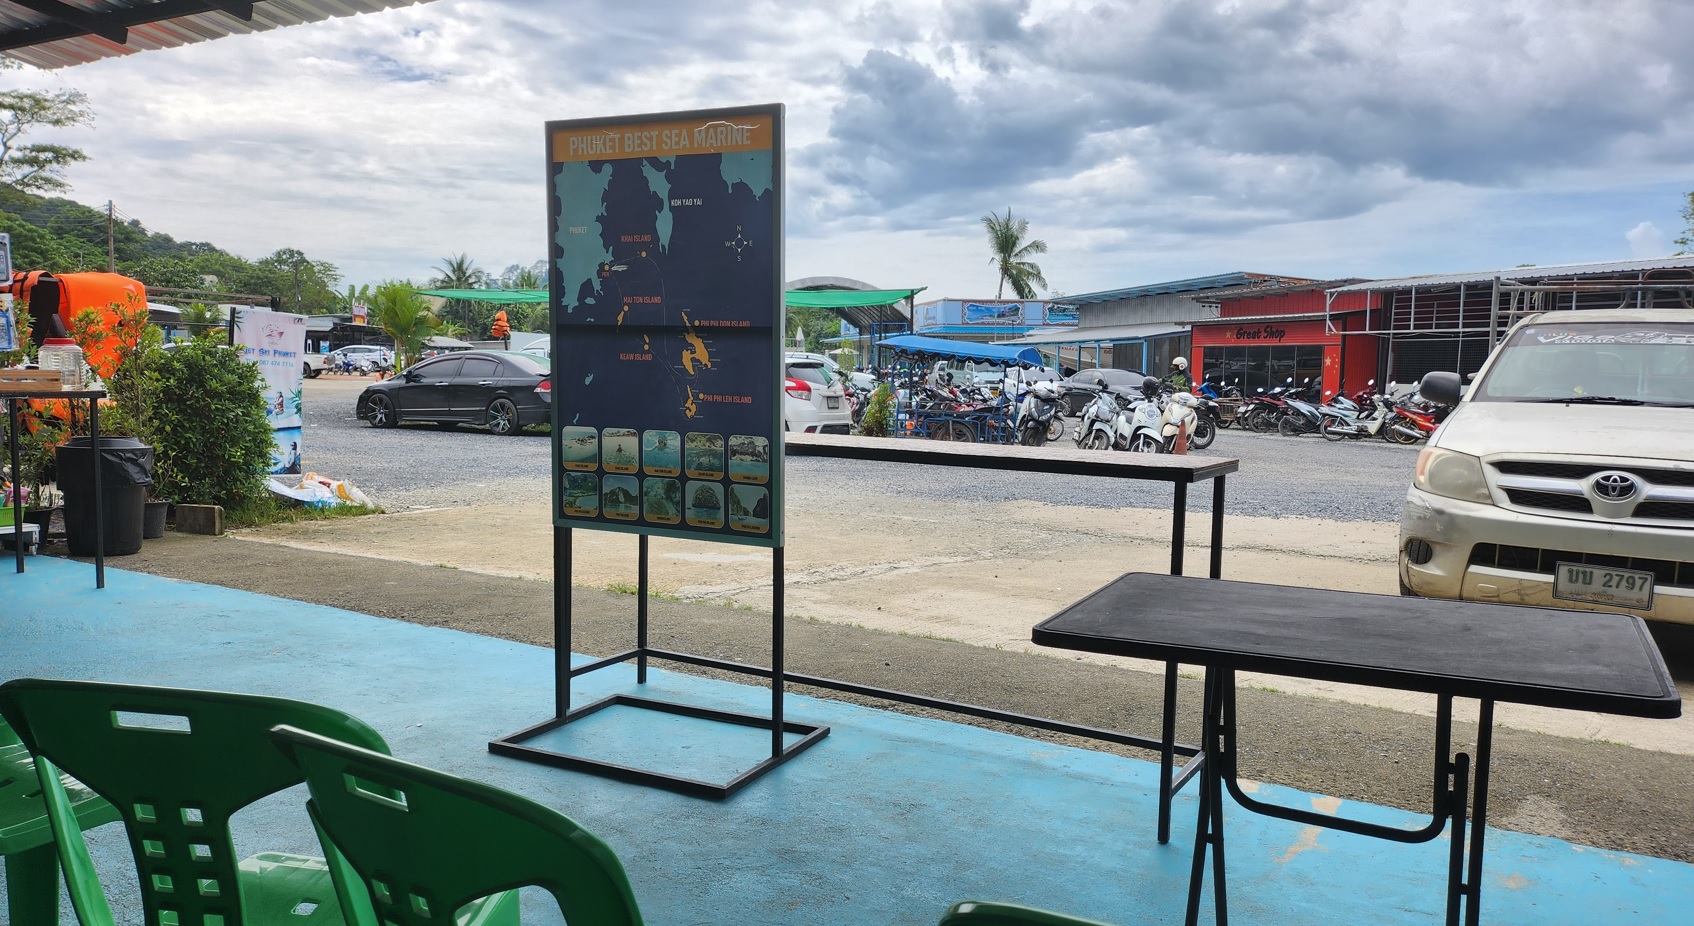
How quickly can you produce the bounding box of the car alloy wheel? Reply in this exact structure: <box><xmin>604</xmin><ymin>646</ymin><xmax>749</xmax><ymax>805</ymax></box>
<box><xmin>487</xmin><ymin>397</ymin><xmax>519</xmax><ymax>435</ymax></box>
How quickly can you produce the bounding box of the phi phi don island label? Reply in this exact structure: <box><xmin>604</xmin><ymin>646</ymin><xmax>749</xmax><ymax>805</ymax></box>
<box><xmin>550</xmin><ymin>106</ymin><xmax>782</xmax><ymax>544</ymax></box>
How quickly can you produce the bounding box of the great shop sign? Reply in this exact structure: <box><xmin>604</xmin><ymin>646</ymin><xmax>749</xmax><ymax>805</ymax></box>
<box><xmin>1231</xmin><ymin>324</ymin><xmax>1287</xmax><ymax>342</ymax></box>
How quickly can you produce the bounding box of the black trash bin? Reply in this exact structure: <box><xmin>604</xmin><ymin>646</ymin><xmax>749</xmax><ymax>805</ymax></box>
<box><xmin>56</xmin><ymin>436</ymin><xmax>153</xmax><ymax>557</ymax></box>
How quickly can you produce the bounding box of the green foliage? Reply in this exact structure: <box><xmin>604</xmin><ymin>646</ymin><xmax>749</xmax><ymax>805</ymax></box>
<box><xmin>784</xmin><ymin>305</ymin><xmax>840</xmax><ymax>352</ymax></box>
<box><xmin>1675</xmin><ymin>191</ymin><xmax>1694</xmax><ymax>255</ymax></box>
<box><xmin>149</xmin><ymin>341</ymin><xmax>273</xmax><ymax>507</ymax></box>
<box><xmin>370</xmin><ymin>281</ymin><xmax>440</xmax><ymax>369</ymax></box>
<box><xmin>855</xmin><ymin>383</ymin><xmax>894</xmax><ymax>437</ymax></box>
<box><xmin>0</xmin><ymin>59</ymin><xmax>94</xmax><ymax>194</ymax></box>
<box><xmin>512</xmin><ymin>267</ymin><xmax>543</xmax><ymax>289</ymax></box>
<box><xmin>430</xmin><ymin>253</ymin><xmax>492</xmax><ymax>332</ymax></box>
<box><xmin>982</xmin><ymin>208</ymin><xmax>1049</xmax><ymax>299</ymax></box>
<box><xmin>513</xmin><ymin>304</ymin><xmax>550</xmax><ymax>332</ymax></box>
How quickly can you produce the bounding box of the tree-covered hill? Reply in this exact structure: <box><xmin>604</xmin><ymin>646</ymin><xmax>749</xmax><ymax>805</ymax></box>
<box><xmin>0</xmin><ymin>186</ymin><xmax>343</xmax><ymax>313</ymax></box>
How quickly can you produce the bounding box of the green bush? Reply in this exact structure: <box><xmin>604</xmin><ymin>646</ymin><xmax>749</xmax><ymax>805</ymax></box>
<box><xmin>150</xmin><ymin>341</ymin><xmax>273</xmax><ymax>507</ymax></box>
<box><xmin>856</xmin><ymin>383</ymin><xmax>894</xmax><ymax>437</ymax></box>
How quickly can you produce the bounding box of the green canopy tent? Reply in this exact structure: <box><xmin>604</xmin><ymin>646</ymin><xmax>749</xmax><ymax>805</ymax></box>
<box><xmin>414</xmin><ymin>289</ymin><xmax>549</xmax><ymax>303</ymax></box>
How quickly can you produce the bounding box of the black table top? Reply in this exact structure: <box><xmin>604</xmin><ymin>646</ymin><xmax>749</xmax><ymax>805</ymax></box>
<box><xmin>1033</xmin><ymin>573</ymin><xmax>1681</xmax><ymax>718</ymax></box>
<box><xmin>784</xmin><ymin>432</ymin><xmax>1238</xmax><ymax>483</ymax></box>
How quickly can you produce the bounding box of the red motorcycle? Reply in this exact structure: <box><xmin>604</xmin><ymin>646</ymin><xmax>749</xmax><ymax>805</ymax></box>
<box><xmin>1381</xmin><ymin>394</ymin><xmax>1444</xmax><ymax>444</ymax></box>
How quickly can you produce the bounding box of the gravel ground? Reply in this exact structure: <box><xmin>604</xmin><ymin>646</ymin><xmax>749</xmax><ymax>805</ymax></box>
<box><xmin>301</xmin><ymin>378</ymin><xmax>1419</xmax><ymax>519</ymax></box>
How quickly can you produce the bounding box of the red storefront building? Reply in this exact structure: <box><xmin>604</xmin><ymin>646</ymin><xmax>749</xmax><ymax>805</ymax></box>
<box><xmin>1184</xmin><ymin>279</ymin><xmax>1384</xmax><ymax>399</ymax></box>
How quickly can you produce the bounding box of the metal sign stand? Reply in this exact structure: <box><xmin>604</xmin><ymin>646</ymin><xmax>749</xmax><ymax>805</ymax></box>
<box><xmin>490</xmin><ymin>528</ymin><xmax>828</xmax><ymax>800</ymax></box>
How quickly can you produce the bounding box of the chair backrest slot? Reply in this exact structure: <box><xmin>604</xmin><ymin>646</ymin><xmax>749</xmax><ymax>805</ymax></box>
<box><xmin>113</xmin><ymin>711</ymin><xmax>193</xmax><ymax>734</ymax></box>
<box><xmin>343</xmin><ymin>772</ymin><xmax>409</xmax><ymax>812</ymax></box>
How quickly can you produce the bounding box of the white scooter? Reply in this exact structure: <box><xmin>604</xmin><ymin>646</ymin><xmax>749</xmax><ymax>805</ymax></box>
<box><xmin>1126</xmin><ymin>382</ymin><xmax>1199</xmax><ymax>453</ymax></box>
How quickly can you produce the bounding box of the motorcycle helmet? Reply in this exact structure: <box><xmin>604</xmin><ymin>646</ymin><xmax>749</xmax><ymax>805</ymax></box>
<box><xmin>1170</xmin><ymin>356</ymin><xmax>1189</xmax><ymax>372</ymax></box>
<box><xmin>1141</xmin><ymin>376</ymin><xmax>1163</xmax><ymax>398</ymax></box>
<box><xmin>1032</xmin><ymin>380</ymin><xmax>1061</xmax><ymax>401</ymax></box>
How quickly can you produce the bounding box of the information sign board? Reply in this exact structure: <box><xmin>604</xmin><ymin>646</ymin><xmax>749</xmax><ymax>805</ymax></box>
<box><xmin>233</xmin><ymin>308</ymin><xmax>307</xmax><ymax>474</ymax></box>
<box><xmin>548</xmin><ymin>105</ymin><xmax>784</xmax><ymax>546</ymax></box>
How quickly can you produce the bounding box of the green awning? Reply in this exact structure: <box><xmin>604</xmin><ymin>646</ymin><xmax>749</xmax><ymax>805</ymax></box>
<box><xmin>416</xmin><ymin>289</ymin><xmax>549</xmax><ymax>303</ymax></box>
<box><xmin>785</xmin><ymin>288</ymin><xmax>924</xmax><ymax>308</ymax></box>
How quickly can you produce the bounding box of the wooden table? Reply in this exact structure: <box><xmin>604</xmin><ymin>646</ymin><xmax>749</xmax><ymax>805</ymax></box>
<box><xmin>1033</xmin><ymin>572</ymin><xmax>1680</xmax><ymax>926</ymax></box>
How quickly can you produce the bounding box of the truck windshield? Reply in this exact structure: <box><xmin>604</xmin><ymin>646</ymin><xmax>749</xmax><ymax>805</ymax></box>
<box><xmin>1473</xmin><ymin>322</ymin><xmax>1694</xmax><ymax>404</ymax></box>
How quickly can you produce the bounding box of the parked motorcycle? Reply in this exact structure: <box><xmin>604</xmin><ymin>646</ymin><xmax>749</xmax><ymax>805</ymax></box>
<box><xmin>1125</xmin><ymin>378</ymin><xmax>1198</xmax><ymax>453</ymax></box>
<box><xmin>1016</xmin><ymin>380</ymin><xmax>1064</xmax><ymax>447</ymax></box>
<box><xmin>1276</xmin><ymin>379</ymin><xmax>1325</xmax><ymax>436</ymax></box>
<box><xmin>1319</xmin><ymin>392</ymin><xmax>1395</xmax><ymax>440</ymax></box>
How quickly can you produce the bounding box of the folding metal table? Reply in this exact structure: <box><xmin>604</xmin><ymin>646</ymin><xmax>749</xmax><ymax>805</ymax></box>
<box><xmin>4</xmin><ymin>388</ymin><xmax>106</xmax><ymax>588</ymax></box>
<box><xmin>1033</xmin><ymin>572</ymin><xmax>1681</xmax><ymax>926</ymax></box>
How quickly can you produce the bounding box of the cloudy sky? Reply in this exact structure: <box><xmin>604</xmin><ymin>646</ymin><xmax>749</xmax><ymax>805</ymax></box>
<box><xmin>9</xmin><ymin>0</ymin><xmax>1694</xmax><ymax>298</ymax></box>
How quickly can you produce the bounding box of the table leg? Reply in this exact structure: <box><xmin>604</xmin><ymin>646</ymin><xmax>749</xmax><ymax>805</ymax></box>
<box><xmin>1185</xmin><ymin>668</ymin><xmax>1229</xmax><ymax>926</ymax></box>
<box><xmin>1171</xmin><ymin>481</ymin><xmax>1188</xmax><ymax>576</ymax></box>
<box><xmin>1209</xmin><ymin>475</ymin><xmax>1225</xmax><ymax>579</ymax></box>
<box><xmin>1445</xmin><ymin>750</ymin><xmax>1470</xmax><ymax>926</ymax></box>
<box><xmin>1159</xmin><ymin>660</ymin><xmax>1178</xmax><ymax>844</ymax></box>
<box><xmin>1463</xmin><ymin>700</ymin><xmax>1495</xmax><ymax>926</ymax></box>
<box><xmin>9</xmin><ymin>400</ymin><xmax>22</xmax><ymax>575</ymax></box>
<box><xmin>90</xmin><ymin>397</ymin><xmax>103</xmax><ymax>589</ymax></box>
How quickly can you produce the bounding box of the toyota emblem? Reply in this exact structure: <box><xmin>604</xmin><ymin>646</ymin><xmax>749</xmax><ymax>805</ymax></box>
<box><xmin>1593</xmin><ymin>472</ymin><xmax>1638</xmax><ymax>501</ymax></box>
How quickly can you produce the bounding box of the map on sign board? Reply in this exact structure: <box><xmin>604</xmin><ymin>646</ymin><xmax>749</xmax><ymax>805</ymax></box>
<box><xmin>548</xmin><ymin>105</ymin><xmax>783</xmax><ymax>546</ymax></box>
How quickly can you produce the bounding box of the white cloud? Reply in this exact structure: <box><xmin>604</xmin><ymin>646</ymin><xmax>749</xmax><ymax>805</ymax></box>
<box><xmin>1626</xmin><ymin>221</ymin><xmax>1667</xmax><ymax>258</ymax></box>
<box><xmin>5</xmin><ymin>0</ymin><xmax>1694</xmax><ymax>299</ymax></box>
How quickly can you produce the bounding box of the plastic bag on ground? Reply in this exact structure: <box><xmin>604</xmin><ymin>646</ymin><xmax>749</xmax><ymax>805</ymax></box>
<box><xmin>267</xmin><ymin>472</ymin><xmax>373</xmax><ymax>508</ymax></box>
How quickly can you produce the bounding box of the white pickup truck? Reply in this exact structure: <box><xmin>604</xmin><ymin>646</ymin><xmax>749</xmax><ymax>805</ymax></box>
<box><xmin>1399</xmin><ymin>308</ymin><xmax>1694</xmax><ymax>625</ymax></box>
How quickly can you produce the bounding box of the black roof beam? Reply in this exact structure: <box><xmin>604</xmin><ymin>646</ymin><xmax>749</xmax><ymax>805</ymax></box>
<box><xmin>1</xmin><ymin>0</ymin><xmax>258</xmax><ymax>54</ymax></box>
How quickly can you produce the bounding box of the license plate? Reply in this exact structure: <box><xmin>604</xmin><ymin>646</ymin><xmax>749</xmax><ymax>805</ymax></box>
<box><xmin>1553</xmin><ymin>562</ymin><xmax>1654</xmax><ymax>610</ymax></box>
<box><xmin>826</xmin><ymin>396</ymin><xmax>840</xmax><ymax>409</ymax></box>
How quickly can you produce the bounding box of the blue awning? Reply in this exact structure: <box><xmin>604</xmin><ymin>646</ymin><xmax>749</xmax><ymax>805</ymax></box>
<box><xmin>875</xmin><ymin>334</ymin><xmax>1046</xmax><ymax>367</ymax></box>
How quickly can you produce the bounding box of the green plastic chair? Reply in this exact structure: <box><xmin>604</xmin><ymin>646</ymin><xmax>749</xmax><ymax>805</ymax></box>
<box><xmin>271</xmin><ymin>723</ymin><xmax>645</xmax><ymax>926</ymax></box>
<box><xmin>0</xmin><ymin>678</ymin><xmax>507</xmax><ymax>926</ymax></box>
<box><xmin>1</xmin><ymin>716</ymin><xmax>121</xmax><ymax>925</ymax></box>
<box><xmin>941</xmin><ymin>901</ymin><xmax>1120</xmax><ymax>926</ymax></box>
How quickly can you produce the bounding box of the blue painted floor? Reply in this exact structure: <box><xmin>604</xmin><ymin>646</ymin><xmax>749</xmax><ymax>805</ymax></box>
<box><xmin>3</xmin><ymin>557</ymin><xmax>1690</xmax><ymax>926</ymax></box>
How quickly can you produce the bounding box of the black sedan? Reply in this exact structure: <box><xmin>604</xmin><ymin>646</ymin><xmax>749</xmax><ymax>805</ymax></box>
<box><xmin>1060</xmin><ymin>366</ymin><xmax>1146</xmax><ymax>415</ymax></box>
<box><xmin>356</xmin><ymin>350</ymin><xmax>551</xmax><ymax>435</ymax></box>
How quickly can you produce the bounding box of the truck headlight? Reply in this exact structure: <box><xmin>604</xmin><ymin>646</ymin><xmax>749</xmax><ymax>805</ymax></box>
<box><xmin>1413</xmin><ymin>448</ymin><xmax>1491</xmax><ymax>504</ymax></box>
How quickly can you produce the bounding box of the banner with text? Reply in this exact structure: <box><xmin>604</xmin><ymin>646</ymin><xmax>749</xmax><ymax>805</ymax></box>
<box><xmin>234</xmin><ymin>308</ymin><xmax>307</xmax><ymax>475</ymax></box>
<box><xmin>548</xmin><ymin>105</ymin><xmax>784</xmax><ymax>546</ymax></box>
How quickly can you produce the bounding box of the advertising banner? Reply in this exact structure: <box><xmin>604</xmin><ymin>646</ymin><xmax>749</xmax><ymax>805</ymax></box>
<box><xmin>233</xmin><ymin>308</ymin><xmax>307</xmax><ymax>474</ymax></box>
<box><xmin>548</xmin><ymin>105</ymin><xmax>784</xmax><ymax>546</ymax></box>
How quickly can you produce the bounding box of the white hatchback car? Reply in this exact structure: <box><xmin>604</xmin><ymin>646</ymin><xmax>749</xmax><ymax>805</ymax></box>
<box><xmin>783</xmin><ymin>359</ymin><xmax>851</xmax><ymax>434</ymax></box>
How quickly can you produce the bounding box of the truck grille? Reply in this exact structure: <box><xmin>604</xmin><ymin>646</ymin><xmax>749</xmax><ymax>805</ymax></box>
<box><xmin>1501</xmin><ymin>489</ymin><xmax>1592</xmax><ymax>514</ymax></box>
<box><xmin>1468</xmin><ymin>543</ymin><xmax>1694</xmax><ymax>589</ymax></box>
<box><xmin>1491</xmin><ymin>458</ymin><xmax>1694</xmax><ymax>525</ymax></box>
<box><xmin>1494</xmin><ymin>460</ymin><xmax>1694</xmax><ymax>487</ymax></box>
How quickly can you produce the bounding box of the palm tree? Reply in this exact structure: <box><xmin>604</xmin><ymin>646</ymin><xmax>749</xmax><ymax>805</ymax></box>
<box><xmin>512</xmin><ymin>267</ymin><xmax>544</xmax><ymax>290</ymax></box>
<box><xmin>369</xmin><ymin>282</ymin><xmax>440</xmax><ymax>370</ymax></box>
<box><xmin>982</xmin><ymin>208</ymin><xmax>1049</xmax><ymax>300</ymax></box>
<box><xmin>429</xmin><ymin>254</ymin><xmax>490</xmax><ymax>332</ymax></box>
<box><xmin>178</xmin><ymin>302</ymin><xmax>225</xmax><ymax>341</ymax></box>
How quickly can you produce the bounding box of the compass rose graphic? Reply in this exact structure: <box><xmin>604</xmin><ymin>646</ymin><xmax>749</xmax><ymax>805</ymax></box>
<box><xmin>724</xmin><ymin>225</ymin><xmax>753</xmax><ymax>261</ymax></box>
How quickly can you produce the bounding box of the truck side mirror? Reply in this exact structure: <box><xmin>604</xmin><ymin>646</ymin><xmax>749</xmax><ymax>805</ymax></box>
<box><xmin>1420</xmin><ymin>371</ymin><xmax>1463</xmax><ymax>406</ymax></box>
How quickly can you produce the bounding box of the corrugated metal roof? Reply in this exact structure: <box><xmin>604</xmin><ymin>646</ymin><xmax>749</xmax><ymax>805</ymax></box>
<box><xmin>1182</xmin><ymin>278</ymin><xmax>1368</xmax><ymax>301</ymax></box>
<box><xmin>996</xmin><ymin>322</ymin><xmax>1186</xmax><ymax>347</ymax></box>
<box><xmin>1063</xmin><ymin>272</ymin><xmax>1314</xmax><ymax>305</ymax></box>
<box><xmin>1</xmin><ymin>1</ymin><xmax>434</xmax><ymax>69</ymax></box>
<box><xmin>1328</xmin><ymin>257</ymin><xmax>1694</xmax><ymax>294</ymax></box>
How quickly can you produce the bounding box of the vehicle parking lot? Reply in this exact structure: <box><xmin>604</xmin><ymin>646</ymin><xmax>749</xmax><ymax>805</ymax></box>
<box><xmin>302</xmin><ymin>376</ymin><xmax>1420</xmax><ymax>518</ymax></box>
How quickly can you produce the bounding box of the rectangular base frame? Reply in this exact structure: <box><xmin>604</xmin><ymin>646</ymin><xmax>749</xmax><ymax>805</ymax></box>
<box><xmin>493</xmin><ymin>533</ymin><xmax>828</xmax><ymax>800</ymax></box>
<box><xmin>490</xmin><ymin>693</ymin><xmax>829</xmax><ymax>800</ymax></box>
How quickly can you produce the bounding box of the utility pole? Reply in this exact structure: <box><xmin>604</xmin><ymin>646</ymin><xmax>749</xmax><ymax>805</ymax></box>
<box><xmin>106</xmin><ymin>200</ymin><xmax>115</xmax><ymax>272</ymax></box>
